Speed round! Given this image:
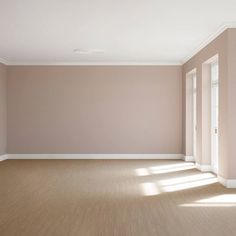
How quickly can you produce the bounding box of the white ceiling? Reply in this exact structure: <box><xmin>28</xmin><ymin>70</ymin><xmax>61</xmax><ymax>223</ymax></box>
<box><xmin>0</xmin><ymin>0</ymin><xmax>236</xmax><ymax>65</ymax></box>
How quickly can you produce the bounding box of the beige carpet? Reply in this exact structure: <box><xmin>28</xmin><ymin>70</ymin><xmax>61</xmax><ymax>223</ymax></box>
<box><xmin>0</xmin><ymin>159</ymin><xmax>236</xmax><ymax>236</ymax></box>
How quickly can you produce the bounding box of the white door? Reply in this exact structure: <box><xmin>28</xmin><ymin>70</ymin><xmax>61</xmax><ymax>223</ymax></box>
<box><xmin>211</xmin><ymin>62</ymin><xmax>219</xmax><ymax>173</ymax></box>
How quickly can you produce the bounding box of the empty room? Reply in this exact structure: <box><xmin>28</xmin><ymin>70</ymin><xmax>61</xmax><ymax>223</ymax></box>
<box><xmin>1</xmin><ymin>0</ymin><xmax>236</xmax><ymax>235</ymax></box>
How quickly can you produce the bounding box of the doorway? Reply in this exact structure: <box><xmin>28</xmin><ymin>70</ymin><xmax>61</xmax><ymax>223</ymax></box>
<box><xmin>185</xmin><ymin>69</ymin><xmax>197</xmax><ymax>161</ymax></box>
<box><xmin>192</xmin><ymin>73</ymin><xmax>197</xmax><ymax>159</ymax></box>
<box><xmin>211</xmin><ymin>61</ymin><xmax>219</xmax><ymax>174</ymax></box>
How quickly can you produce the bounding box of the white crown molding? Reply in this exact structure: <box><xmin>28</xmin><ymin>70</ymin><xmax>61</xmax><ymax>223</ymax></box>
<box><xmin>0</xmin><ymin>154</ymin><xmax>8</xmax><ymax>161</ymax></box>
<box><xmin>6</xmin><ymin>61</ymin><xmax>182</xmax><ymax>66</ymax></box>
<box><xmin>7</xmin><ymin>153</ymin><xmax>184</xmax><ymax>159</ymax></box>
<box><xmin>218</xmin><ymin>175</ymin><xmax>236</xmax><ymax>188</ymax></box>
<box><xmin>182</xmin><ymin>22</ymin><xmax>236</xmax><ymax>64</ymax></box>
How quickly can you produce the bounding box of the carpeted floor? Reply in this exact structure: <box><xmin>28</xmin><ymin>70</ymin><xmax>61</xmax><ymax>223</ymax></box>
<box><xmin>0</xmin><ymin>159</ymin><xmax>236</xmax><ymax>236</ymax></box>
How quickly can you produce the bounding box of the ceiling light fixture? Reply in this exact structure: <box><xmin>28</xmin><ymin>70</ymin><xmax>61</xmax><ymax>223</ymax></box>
<box><xmin>73</xmin><ymin>48</ymin><xmax>91</xmax><ymax>54</ymax></box>
<box><xmin>73</xmin><ymin>48</ymin><xmax>105</xmax><ymax>54</ymax></box>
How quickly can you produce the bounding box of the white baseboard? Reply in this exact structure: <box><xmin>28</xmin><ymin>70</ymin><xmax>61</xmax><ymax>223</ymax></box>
<box><xmin>0</xmin><ymin>154</ymin><xmax>8</xmax><ymax>161</ymax></box>
<box><xmin>196</xmin><ymin>163</ymin><xmax>212</xmax><ymax>172</ymax></box>
<box><xmin>218</xmin><ymin>175</ymin><xmax>236</xmax><ymax>188</ymax></box>
<box><xmin>7</xmin><ymin>154</ymin><xmax>184</xmax><ymax>160</ymax></box>
<box><xmin>183</xmin><ymin>156</ymin><xmax>195</xmax><ymax>162</ymax></box>
<box><xmin>211</xmin><ymin>165</ymin><xmax>218</xmax><ymax>175</ymax></box>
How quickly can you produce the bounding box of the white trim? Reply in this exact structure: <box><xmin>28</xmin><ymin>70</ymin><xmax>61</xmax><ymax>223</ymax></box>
<box><xmin>0</xmin><ymin>154</ymin><xmax>8</xmax><ymax>161</ymax></box>
<box><xmin>183</xmin><ymin>156</ymin><xmax>195</xmax><ymax>162</ymax></box>
<box><xmin>6</xmin><ymin>61</ymin><xmax>181</xmax><ymax>66</ymax></box>
<box><xmin>7</xmin><ymin>154</ymin><xmax>184</xmax><ymax>160</ymax></box>
<box><xmin>212</xmin><ymin>165</ymin><xmax>218</xmax><ymax>175</ymax></box>
<box><xmin>182</xmin><ymin>22</ymin><xmax>236</xmax><ymax>64</ymax></box>
<box><xmin>218</xmin><ymin>175</ymin><xmax>227</xmax><ymax>186</ymax></box>
<box><xmin>186</xmin><ymin>68</ymin><xmax>197</xmax><ymax>76</ymax></box>
<box><xmin>196</xmin><ymin>163</ymin><xmax>212</xmax><ymax>172</ymax></box>
<box><xmin>203</xmin><ymin>54</ymin><xmax>219</xmax><ymax>65</ymax></box>
<box><xmin>218</xmin><ymin>175</ymin><xmax>236</xmax><ymax>188</ymax></box>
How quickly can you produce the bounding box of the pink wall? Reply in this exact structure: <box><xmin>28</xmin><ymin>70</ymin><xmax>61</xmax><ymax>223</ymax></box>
<box><xmin>0</xmin><ymin>63</ymin><xmax>7</xmax><ymax>155</ymax></box>
<box><xmin>227</xmin><ymin>29</ymin><xmax>236</xmax><ymax>179</ymax></box>
<box><xmin>7</xmin><ymin>66</ymin><xmax>182</xmax><ymax>154</ymax></box>
<box><xmin>183</xmin><ymin>29</ymin><xmax>236</xmax><ymax>179</ymax></box>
